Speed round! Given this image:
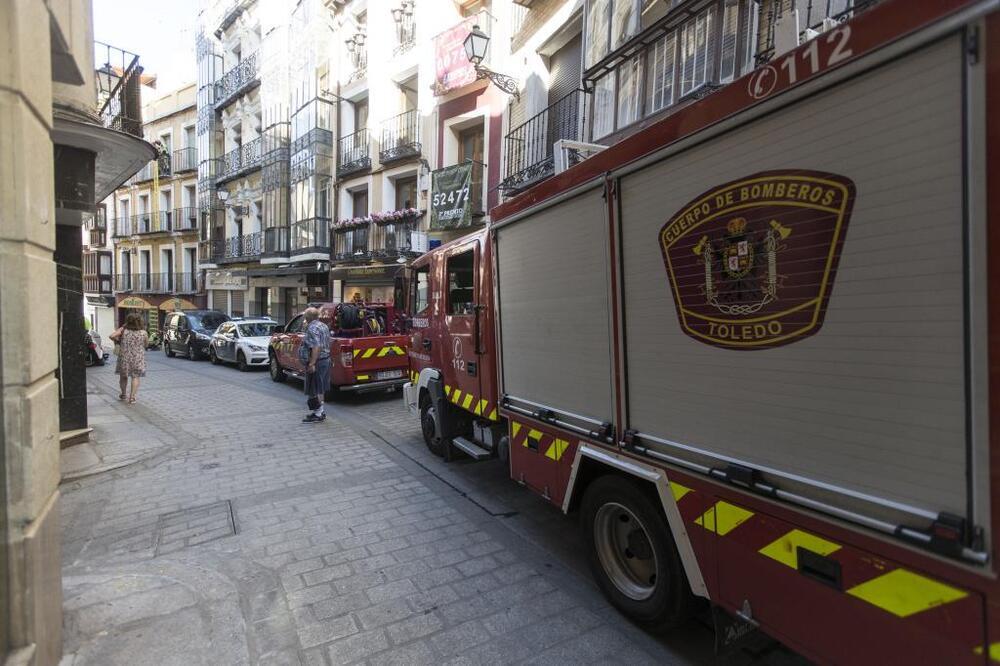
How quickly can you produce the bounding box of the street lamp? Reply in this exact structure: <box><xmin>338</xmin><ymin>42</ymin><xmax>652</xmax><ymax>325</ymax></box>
<box><xmin>462</xmin><ymin>25</ymin><xmax>520</xmax><ymax>101</ymax></box>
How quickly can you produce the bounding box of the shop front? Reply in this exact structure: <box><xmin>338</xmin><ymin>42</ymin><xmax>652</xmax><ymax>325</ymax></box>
<box><xmin>115</xmin><ymin>293</ymin><xmax>206</xmax><ymax>332</ymax></box>
<box><xmin>246</xmin><ymin>263</ymin><xmax>330</xmax><ymax>323</ymax></box>
<box><xmin>205</xmin><ymin>268</ymin><xmax>249</xmax><ymax>318</ymax></box>
<box><xmin>331</xmin><ymin>264</ymin><xmax>403</xmax><ymax>305</ymax></box>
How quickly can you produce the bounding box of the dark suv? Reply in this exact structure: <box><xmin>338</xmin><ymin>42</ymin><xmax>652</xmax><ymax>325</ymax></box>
<box><xmin>164</xmin><ymin>310</ymin><xmax>230</xmax><ymax>361</ymax></box>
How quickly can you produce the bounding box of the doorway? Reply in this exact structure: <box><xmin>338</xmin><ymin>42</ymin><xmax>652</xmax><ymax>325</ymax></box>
<box><xmin>458</xmin><ymin>125</ymin><xmax>484</xmax><ymax>214</ymax></box>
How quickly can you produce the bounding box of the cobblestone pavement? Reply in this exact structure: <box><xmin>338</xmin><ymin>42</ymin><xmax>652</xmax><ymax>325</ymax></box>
<box><xmin>61</xmin><ymin>353</ymin><xmax>801</xmax><ymax>666</ymax></box>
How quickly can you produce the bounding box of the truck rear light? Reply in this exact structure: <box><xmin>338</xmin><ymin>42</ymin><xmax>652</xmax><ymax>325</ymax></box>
<box><xmin>340</xmin><ymin>345</ymin><xmax>353</xmax><ymax>367</ymax></box>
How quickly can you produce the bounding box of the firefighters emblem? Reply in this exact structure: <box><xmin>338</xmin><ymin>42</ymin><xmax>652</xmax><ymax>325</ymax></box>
<box><xmin>659</xmin><ymin>170</ymin><xmax>856</xmax><ymax>350</ymax></box>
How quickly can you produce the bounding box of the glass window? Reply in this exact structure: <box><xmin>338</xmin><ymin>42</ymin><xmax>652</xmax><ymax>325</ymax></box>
<box><xmin>742</xmin><ymin>1</ymin><xmax>759</xmax><ymax>73</ymax></box>
<box><xmin>585</xmin><ymin>0</ymin><xmax>611</xmax><ymax>68</ymax></box>
<box><xmin>238</xmin><ymin>322</ymin><xmax>278</xmax><ymax>337</ymax></box>
<box><xmin>616</xmin><ymin>56</ymin><xmax>643</xmax><ymax>128</ymax></box>
<box><xmin>286</xmin><ymin>314</ymin><xmax>305</xmax><ymax>333</ymax></box>
<box><xmin>352</xmin><ymin>188</ymin><xmax>368</xmax><ymax>217</ymax></box>
<box><xmin>414</xmin><ymin>265</ymin><xmax>430</xmax><ymax>313</ymax></box>
<box><xmin>395</xmin><ymin>176</ymin><xmax>418</xmax><ymax>210</ymax></box>
<box><xmin>719</xmin><ymin>0</ymin><xmax>740</xmax><ymax>83</ymax></box>
<box><xmin>679</xmin><ymin>7</ymin><xmax>714</xmax><ymax>97</ymax></box>
<box><xmin>611</xmin><ymin>0</ymin><xmax>639</xmax><ymax>50</ymax></box>
<box><xmin>446</xmin><ymin>250</ymin><xmax>475</xmax><ymax>315</ymax></box>
<box><xmin>187</xmin><ymin>312</ymin><xmax>228</xmax><ymax>331</ymax></box>
<box><xmin>592</xmin><ymin>73</ymin><xmax>615</xmax><ymax>139</ymax></box>
<box><xmin>647</xmin><ymin>32</ymin><xmax>677</xmax><ymax>113</ymax></box>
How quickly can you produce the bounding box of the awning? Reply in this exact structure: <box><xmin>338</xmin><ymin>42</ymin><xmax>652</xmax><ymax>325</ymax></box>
<box><xmin>331</xmin><ymin>264</ymin><xmax>402</xmax><ymax>285</ymax></box>
<box><xmin>117</xmin><ymin>295</ymin><xmax>154</xmax><ymax>309</ymax></box>
<box><xmin>159</xmin><ymin>297</ymin><xmax>199</xmax><ymax>311</ymax></box>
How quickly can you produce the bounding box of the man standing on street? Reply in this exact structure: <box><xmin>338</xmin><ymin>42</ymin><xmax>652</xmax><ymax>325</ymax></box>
<box><xmin>301</xmin><ymin>307</ymin><xmax>331</xmax><ymax>423</ymax></box>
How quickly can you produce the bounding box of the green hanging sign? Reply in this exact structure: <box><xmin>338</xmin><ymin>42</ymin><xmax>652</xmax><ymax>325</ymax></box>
<box><xmin>430</xmin><ymin>162</ymin><xmax>474</xmax><ymax>230</ymax></box>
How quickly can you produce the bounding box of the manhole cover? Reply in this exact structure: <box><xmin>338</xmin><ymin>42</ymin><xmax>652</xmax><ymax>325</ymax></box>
<box><xmin>154</xmin><ymin>500</ymin><xmax>237</xmax><ymax>556</ymax></box>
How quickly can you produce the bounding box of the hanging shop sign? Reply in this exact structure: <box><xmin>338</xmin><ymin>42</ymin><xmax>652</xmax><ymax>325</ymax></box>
<box><xmin>430</xmin><ymin>162</ymin><xmax>473</xmax><ymax>230</ymax></box>
<box><xmin>433</xmin><ymin>16</ymin><xmax>479</xmax><ymax>95</ymax></box>
<box><xmin>205</xmin><ymin>269</ymin><xmax>248</xmax><ymax>290</ymax></box>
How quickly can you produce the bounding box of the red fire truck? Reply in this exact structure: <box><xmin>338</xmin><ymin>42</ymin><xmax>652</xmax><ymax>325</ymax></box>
<box><xmin>269</xmin><ymin>302</ymin><xmax>409</xmax><ymax>394</ymax></box>
<box><xmin>403</xmin><ymin>0</ymin><xmax>1000</xmax><ymax>662</ymax></box>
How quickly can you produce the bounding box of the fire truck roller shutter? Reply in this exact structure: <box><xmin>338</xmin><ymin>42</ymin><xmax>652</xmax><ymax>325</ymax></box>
<box><xmin>496</xmin><ymin>188</ymin><xmax>614</xmax><ymax>427</ymax></box>
<box><xmin>617</xmin><ymin>35</ymin><xmax>987</xmax><ymax>541</ymax></box>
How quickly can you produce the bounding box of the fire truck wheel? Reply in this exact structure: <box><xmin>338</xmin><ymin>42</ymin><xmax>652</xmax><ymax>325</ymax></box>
<box><xmin>269</xmin><ymin>353</ymin><xmax>286</xmax><ymax>383</ymax></box>
<box><xmin>420</xmin><ymin>395</ymin><xmax>446</xmax><ymax>456</ymax></box>
<box><xmin>582</xmin><ymin>475</ymin><xmax>693</xmax><ymax>630</ymax></box>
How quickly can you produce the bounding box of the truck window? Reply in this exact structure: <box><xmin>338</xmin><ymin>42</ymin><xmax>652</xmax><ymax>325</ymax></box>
<box><xmin>414</xmin><ymin>265</ymin><xmax>430</xmax><ymax>313</ymax></box>
<box><xmin>447</xmin><ymin>249</ymin><xmax>475</xmax><ymax>316</ymax></box>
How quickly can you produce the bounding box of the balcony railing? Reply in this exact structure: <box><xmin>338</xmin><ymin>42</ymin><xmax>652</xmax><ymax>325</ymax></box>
<box><xmin>174</xmin><ymin>207</ymin><xmax>199</xmax><ymax>231</ymax></box>
<box><xmin>290</xmin><ymin>218</ymin><xmax>331</xmax><ymax>256</ymax></box>
<box><xmin>338</xmin><ymin>129</ymin><xmax>371</xmax><ymax>177</ymax></box>
<box><xmin>756</xmin><ymin>0</ymin><xmax>878</xmax><ymax>64</ymax></box>
<box><xmin>87</xmin><ymin>228</ymin><xmax>107</xmax><ymax>248</ymax></box>
<box><xmin>500</xmin><ymin>89</ymin><xmax>586</xmax><ymax>194</ymax></box>
<box><xmin>95</xmin><ymin>42</ymin><xmax>143</xmax><ymax>138</ymax></box>
<box><xmin>84</xmin><ymin>276</ymin><xmax>113</xmax><ymax>294</ymax></box>
<box><xmin>173</xmin><ymin>147</ymin><xmax>198</xmax><ymax>172</ymax></box>
<box><xmin>218</xmin><ymin>137</ymin><xmax>263</xmax><ymax>183</ymax></box>
<box><xmin>129</xmin><ymin>211</ymin><xmax>173</xmax><ymax>234</ymax></box>
<box><xmin>264</xmin><ymin>226</ymin><xmax>289</xmax><ymax>257</ymax></box>
<box><xmin>199</xmin><ymin>239</ymin><xmax>223</xmax><ymax>264</ymax></box>
<box><xmin>331</xmin><ymin>219</ymin><xmax>419</xmax><ymax>262</ymax></box>
<box><xmin>393</xmin><ymin>10</ymin><xmax>416</xmax><ymax>56</ymax></box>
<box><xmin>113</xmin><ymin>216</ymin><xmax>132</xmax><ymax>237</ymax></box>
<box><xmin>114</xmin><ymin>272</ymin><xmax>201</xmax><ymax>294</ymax></box>
<box><xmin>223</xmin><ymin>231</ymin><xmax>262</xmax><ymax>261</ymax></box>
<box><xmin>380</xmin><ymin>110</ymin><xmax>421</xmax><ymax>165</ymax></box>
<box><xmin>216</xmin><ymin>52</ymin><xmax>259</xmax><ymax>108</ymax></box>
<box><xmin>346</xmin><ymin>37</ymin><xmax>367</xmax><ymax>83</ymax></box>
<box><xmin>133</xmin><ymin>213</ymin><xmax>152</xmax><ymax>234</ymax></box>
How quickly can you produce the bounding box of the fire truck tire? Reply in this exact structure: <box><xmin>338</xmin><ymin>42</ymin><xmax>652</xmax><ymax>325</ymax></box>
<box><xmin>269</xmin><ymin>352</ymin><xmax>286</xmax><ymax>383</ymax></box>
<box><xmin>420</xmin><ymin>395</ymin><xmax>446</xmax><ymax>456</ymax></box>
<box><xmin>581</xmin><ymin>475</ymin><xmax>693</xmax><ymax>631</ymax></box>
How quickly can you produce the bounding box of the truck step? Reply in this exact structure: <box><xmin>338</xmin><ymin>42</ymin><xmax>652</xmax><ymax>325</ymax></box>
<box><xmin>451</xmin><ymin>436</ymin><xmax>492</xmax><ymax>461</ymax></box>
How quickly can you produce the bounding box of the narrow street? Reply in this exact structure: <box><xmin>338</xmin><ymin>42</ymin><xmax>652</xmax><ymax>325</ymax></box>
<box><xmin>60</xmin><ymin>353</ymin><xmax>750</xmax><ymax>665</ymax></box>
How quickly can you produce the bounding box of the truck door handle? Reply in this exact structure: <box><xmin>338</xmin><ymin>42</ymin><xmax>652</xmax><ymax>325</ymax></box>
<box><xmin>797</xmin><ymin>548</ymin><xmax>842</xmax><ymax>590</ymax></box>
<box><xmin>422</xmin><ymin>339</ymin><xmax>431</xmax><ymax>350</ymax></box>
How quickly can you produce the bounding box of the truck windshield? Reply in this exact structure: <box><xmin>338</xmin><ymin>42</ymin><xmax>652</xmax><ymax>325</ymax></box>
<box><xmin>238</xmin><ymin>323</ymin><xmax>278</xmax><ymax>337</ymax></box>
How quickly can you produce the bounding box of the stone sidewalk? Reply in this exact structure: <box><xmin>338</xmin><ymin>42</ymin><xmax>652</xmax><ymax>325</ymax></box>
<box><xmin>59</xmin><ymin>355</ymin><xmax>725</xmax><ymax>665</ymax></box>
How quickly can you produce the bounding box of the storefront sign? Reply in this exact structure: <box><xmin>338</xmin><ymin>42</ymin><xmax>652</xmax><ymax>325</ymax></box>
<box><xmin>430</xmin><ymin>162</ymin><xmax>473</xmax><ymax>230</ymax></box>
<box><xmin>205</xmin><ymin>269</ymin><xmax>248</xmax><ymax>290</ymax></box>
<box><xmin>433</xmin><ymin>17</ymin><xmax>478</xmax><ymax>95</ymax></box>
<box><xmin>118</xmin><ymin>296</ymin><xmax>153</xmax><ymax>309</ymax></box>
<box><xmin>159</xmin><ymin>297</ymin><xmax>198</xmax><ymax>312</ymax></box>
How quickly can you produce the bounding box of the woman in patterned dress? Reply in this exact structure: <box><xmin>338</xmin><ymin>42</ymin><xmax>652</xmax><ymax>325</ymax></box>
<box><xmin>110</xmin><ymin>313</ymin><xmax>148</xmax><ymax>404</ymax></box>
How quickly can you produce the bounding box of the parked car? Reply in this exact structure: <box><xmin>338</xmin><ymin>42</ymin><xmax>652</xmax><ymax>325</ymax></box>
<box><xmin>163</xmin><ymin>310</ymin><xmax>230</xmax><ymax>360</ymax></box>
<box><xmin>209</xmin><ymin>318</ymin><xmax>280</xmax><ymax>371</ymax></box>
<box><xmin>83</xmin><ymin>329</ymin><xmax>108</xmax><ymax>367</ymax></box>
<box><xmin>269</xmin><ymin>302</ymin><xmax>409</xmax><ymax>395</ymax></box>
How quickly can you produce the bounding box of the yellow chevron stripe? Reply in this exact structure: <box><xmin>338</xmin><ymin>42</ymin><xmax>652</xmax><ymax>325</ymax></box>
<box><xmin>512</xmin><ymin>421</ymin><xmax>521</xmax><ymax>438</ymax></box>
<box><xmin>695</xmin><ymin>501</ymin><xmax>753</xmax><ymax>536</ymax></box>
<box><xmin>353</xmin><ymin>349</ymin><xmax>360</xmax><ymax>357</ymax></box>
<box><xmin>488</xmin><ymin>408</ymin><xmax>498</xmax><ymax>421</ymax></box>
<box><xmin>362</xmin><ymin>348</ymin><xmax>376</xmax><ymax>359</ymax></box>
<box><xmin>759</xmin><ymin>529</ymin><xmax>841</xmax><ymax>569</ymax></box>
<box><xmin>444</xmin><ymin>385</ymin><xmax>451</xmax><ymax>398</ymax></box>
<box><xmin>544</xmin><ymin>438</ymin><xmax>569</xmax><ymax>461</ymax></box>
<box><xmin>452</xmin><ymin>389</ymin><xmax>462</xmax><ymax>404</ymax></box>
<box><xmin>669</xmin><ymin>482</ymin><xmax>692</xmax><ymax>502</ymax></box>
<box><xmin>356</xmin><ymin>374</ymin><xmax>369</xmax><ymax>380</ymax></box>
<box><xmin>846</xmin><ymin>568</ymin><xmax>967</xmax><ymax>618</ymax></box>
<box><xmin>377</xmin><ymin>347</ymin><xmax>390</xmax><ymax>357</ymax></box>
<box><xmin>392</xmin><ymin>346</ymin><xmax>405</xmax><ymax>355</ymax></box>
<box><xmin>972</xmin><ymin>643</ymin><xmax>1000</xmax><ymax>662</ymax></box>
<box><xmin>462</xmin><ymin>393</ymin><xmax>474</xmax><ymax>410</ymax></box>
<box><xmin>474</xmin><ymin>399</ymin><xmax>487</xmax><ymax>416</ymax></box>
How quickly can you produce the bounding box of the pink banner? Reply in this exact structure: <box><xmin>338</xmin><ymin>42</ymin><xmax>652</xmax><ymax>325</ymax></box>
<box><xmin>433</xmin><ymin>16</ymin><xmax>478</xmax><ymax>96</ymax></box>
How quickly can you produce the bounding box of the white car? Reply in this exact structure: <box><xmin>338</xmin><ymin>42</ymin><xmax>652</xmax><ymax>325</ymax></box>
<box><xmin>208</xmin><ymin>318</ymin><xmax>280</xmax><ymax>372</ymax></box>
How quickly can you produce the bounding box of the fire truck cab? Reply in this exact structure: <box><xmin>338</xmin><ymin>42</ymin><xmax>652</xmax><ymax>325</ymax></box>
<box><xmin>403</xmin><ymin>230</ymin><xmax>507</xmax><ymax>461</ymax></box>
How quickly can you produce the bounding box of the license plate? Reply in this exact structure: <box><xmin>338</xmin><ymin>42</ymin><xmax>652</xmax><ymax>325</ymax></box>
<box><xmin>376</xmin><ymin>369</ymin><xmax>403</xmax><ymax>380</ymax></box>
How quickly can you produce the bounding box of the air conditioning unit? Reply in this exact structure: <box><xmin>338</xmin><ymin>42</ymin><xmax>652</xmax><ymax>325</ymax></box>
<box><xmin>553</xmin><ymin>139</ymin><xmax>607</xmax><ymax>174</ymax></box>
<box><xmin>773</xmin><ymin>10</ymin><xmax>801</xmax><ymax>57</ymax></box>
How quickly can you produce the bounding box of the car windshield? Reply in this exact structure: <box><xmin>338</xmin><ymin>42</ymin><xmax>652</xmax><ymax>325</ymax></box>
<box><xmin>238</xmin><ymin>323</ymin><xmax>278</xmax><ymax>337</ymax></box>
<box><xmin>187</xmin><ymin>313</ymin><xmax>227</xmax><ymax>330</ymax></box>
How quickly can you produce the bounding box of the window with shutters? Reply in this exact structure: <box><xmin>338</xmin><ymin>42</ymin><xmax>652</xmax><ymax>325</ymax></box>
<box><xmin>679</xmin><ymin>6</ymin><xmax>714</xmax><ymax>97</ymax></box>
<box><xmin>646</xmin><ymin>32</ymin><xmax>677</xmax><ymax>113</ymax></box>
<box><xmin>719</xmin><ymin>0</ymin><xmax>740</xmax><ymax>83</ymax></box>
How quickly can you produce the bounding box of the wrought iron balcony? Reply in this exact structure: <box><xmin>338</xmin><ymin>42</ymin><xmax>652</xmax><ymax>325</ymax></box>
<box><xmin>95</xmin><ymin>42</ymin><xmax>143</xmax><ymax>138</ymax></box>
<box><xmin>173</xmin><ymin>207</ymin><xmax>199</xmax><ymax>231</ymax></box>
<box><xmin>175</xmin><ymin>272</ymin><xmax>202</xmax><ymax>293</ymax></box>
<box><xmin>216</xmin><ymin>52</ymin><xmax>259</xmax><ymax>109</ymax></box>
<box><xmin>393</xmin><ymin>6</ymin><xmax>415</xmax><ymax>56</ymax></box>
<box><xmin>332</xmin><ymin>224</ymin><xmax>369</xmax><ymax>262</ymax></box>
<box><xmin>337</xmin><ymin>129</ymin><xmax>371</xmax><ymax>177</ymax></box>
<box><xmin>331</xmin><ymin>217</ymin><xmax>420</xmax><ymax>262</ymax></box>
<box><xmin>84</xmin><ymin>275</ymin><xmax>113</xmax><ymax>294</ymax></box>
<box><xmin>217</xmin><ymin>137</ymin><xmax>263</xmax><ymax>184</ymax></box>
<box><xmin>113</xmin><ymin>216</ymin><xmax>132</xmax><ymax>237</ymax></box>
<box><xmin>173</xmin><ymin>147</ymin><xmax>198</xmax><ymax>172</ymax></box>
<box><xmin>222</xmin><ymin>231</ymin><xmax>262</xmax><ymax>261</ymax></box>
<box><xmin>114</xmin><ymin>273</ymin><xmax>134</xmax><ymax>292</ymax></box>
<box><xmin>380</xmin><ymin>110</ymin><xmax>421</xmax><ymax>165</ymax></box>
<box><xmin>130</xmin><ymin>211</ymin><xmax>172</xmax><ymax>234</ymax></box>
<box><xmin>114</xmin><ymin>272</ymin><xmax>200</xmax><ymax>294</ymax></box>
<box><xmin>346</xmin><ymin>35</ymin><xmax>367</xmax><ymax>83</ymax></box>
<box><xmin>500</xmin><ymin>90</ymin><xmax>586</xmax><ymax>195</ymax></box>
<box><xmin>132</xmin><ymin>213</ymin><xmax>152</xmax><ymax>234</ymax></box>
<box><xmin>199</xmin><ymin>239</ymin><xmax>223</xmax><ymax>264</ymax></box>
